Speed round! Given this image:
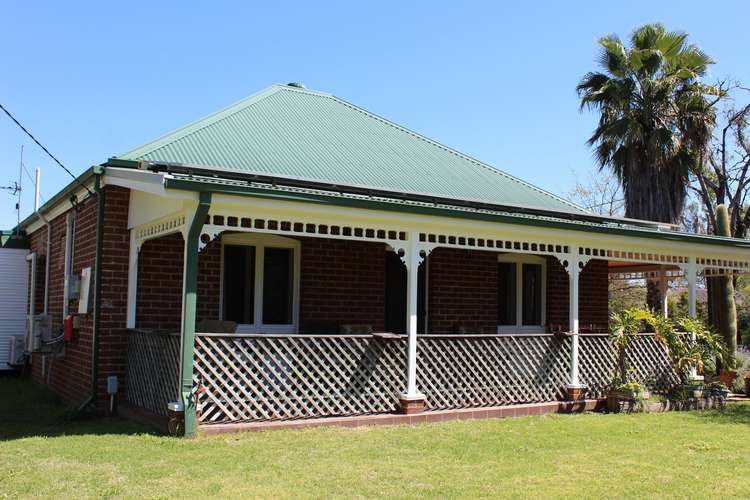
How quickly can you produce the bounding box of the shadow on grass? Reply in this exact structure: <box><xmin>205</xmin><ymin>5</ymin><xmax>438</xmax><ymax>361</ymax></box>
<box><xmin>684</xmin><ymin>401</ymin><xmax>750</xmax><ymax>426</ymax></box>
<box><xmin>0</xmin><ymin>373</ymin><xmax>154</xmax><ymax>441</ymax></box>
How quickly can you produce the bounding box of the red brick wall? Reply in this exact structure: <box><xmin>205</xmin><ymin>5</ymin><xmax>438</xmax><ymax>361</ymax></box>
<box><xmin>427</xmin><ymin>251</ymin><xmax>608</xmax><ymax>334</ymax></box>
<box><xmin>136</xmin><ymin>233</ymin><xmax>183</xmax><ymax>331</ymax></box>
<box><xmin>137</xmin><ymin>235</ymin><xmax>385</xmax><ymax>333</ymax></box>
<box><xmin>26</xmin><ymin>186</ymin><xmax>141</xmax><ymax>411</ymax></box>
<box><xmin>135</xmin><ymin>233</ymin><xmax>221</xmax><ymax>330</ymax></box>
<box><xmin>27</xmin><ymin>253</ymin><xmax>46</xmax><ymax>315</ymax></box>
<box><xmin>546</xmin><ymin>257</ymin><xmax>609</xmax><ymax>332</ymax></box>
<box><xmin>427</xmin><ymin>248</ymin><xmax>499</xmax><ymax>334</ymax></box>
<box><xmin>299</xmin><ymin>238</ymin><xmax>386</xmax><ymax>332</ymax></box>
<box><xmin>135</xmin><ymin>234</ymin><xmax>387</xmax><ymax>333</ymax></box>
<box><xmin>95</xmin><ymin>186</ymin><xmax>131</xmax><ymax>411</ymax></box>
<box><xmin>28</xmin><ymin>189</ymin><xmax>99</xmax><ymax>404</ymax></box>
<box><xmin>197</xmin><ymin>238</ymin><xmax>221</xmax><ymax>322</ymax></box>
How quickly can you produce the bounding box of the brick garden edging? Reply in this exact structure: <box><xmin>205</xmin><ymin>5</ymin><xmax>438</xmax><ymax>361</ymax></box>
<box><xmin>198</xmin><ymin>399</ymin><xmax>604</xmax><ymax>435</ymax></box>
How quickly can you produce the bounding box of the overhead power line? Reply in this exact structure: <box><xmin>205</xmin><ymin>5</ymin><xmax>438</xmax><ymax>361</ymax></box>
<box><xmin>0</xmin><ymin>102</ymin><xmax>93</xmax><ymax>196</ymax></box>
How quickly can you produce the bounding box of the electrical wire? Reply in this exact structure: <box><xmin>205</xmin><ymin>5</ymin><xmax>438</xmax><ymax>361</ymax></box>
<box><xmin>0</xmin><ymin>102</ymin><xmax>93</xmax><ymax>196</ymax></box>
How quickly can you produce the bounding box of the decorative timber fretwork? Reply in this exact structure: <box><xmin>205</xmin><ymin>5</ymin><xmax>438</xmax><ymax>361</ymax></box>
<box><xmin>577</xmin><ymin>246</ymin><xmax>688</xmax><ymax>266</ymax></box>
<box><xmin>131</xmin><ymin>209</ymin><xmax>750</xmax><ymax>274</ymax></box>
<box><xmin>133</xmin><ymin>213</ymin><xmax>186</xmax><ymax>250</ymax></box>
<box><xmin>418</xmin><ymin>232</ymin><xmax>569</xmax><ymax>257</ymax></box>
<box><xmin>609</xmin><ymin>269</ymin><xmax>685</xmax><ymax>281</ymax></box>
<box><xmin>702</xmin><ymin>267</ymin><xmax>744</xmax><ymax>277</ymax></box>
<box><xmin>197</xmin><ymin>212</ymin><xmax>409</xmax><ymax>251</ymax></box>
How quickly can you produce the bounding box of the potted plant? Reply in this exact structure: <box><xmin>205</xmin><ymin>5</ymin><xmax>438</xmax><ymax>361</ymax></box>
<box><xmin>606</xmin><ymin>309</ymin><xmax>648</xmax><ymax>412</ymax></box>
<box><xmin>649</xmin><ymin>314</ymin><xmax>728</xmax><ymax>407</ymax></box>
<box><xmin>611</xmin><ymin>381</ymin><xmax>650</xmax><ymax>400</ymax></box>
<box><xmin>707</xmin><ymin>381</ymin><xmax>729</xmax><ymax>399</ymax></box>
<box><xmin>607</xmin><ymin>309</ymin><xmax>728</xmax><ymax>411</ymax></box>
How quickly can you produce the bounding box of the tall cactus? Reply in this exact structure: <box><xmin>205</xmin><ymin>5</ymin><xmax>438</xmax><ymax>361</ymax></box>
<box><xmin>715</xmin><ymin>204</ymin><xmax>737</xmax><ymax>361</ymax></box>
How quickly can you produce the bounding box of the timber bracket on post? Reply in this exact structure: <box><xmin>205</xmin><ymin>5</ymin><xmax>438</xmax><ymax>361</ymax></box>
<box><xmin>179</xmin><ymin>192</ymin><xmax>212</xmax><ymax>437</ymax></box>
<box><xmin>396</xmin><ymin>235</ymin><xmax>429</xmax><ymax>414</ymax></box>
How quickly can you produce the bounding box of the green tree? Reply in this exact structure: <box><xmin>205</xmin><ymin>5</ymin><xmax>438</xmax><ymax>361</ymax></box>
<box><xmin>577</xmin><ymin>23</ymin><xmax>718</xmax><ymax>310</ymax></box>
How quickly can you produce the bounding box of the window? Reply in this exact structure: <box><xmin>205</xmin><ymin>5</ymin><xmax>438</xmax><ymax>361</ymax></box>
<box><xmin>497</xmin><ymin>254</ymin><xmax>546</xmax><ymax>333</ymax></box>
<box><xmin>221</xmin><ymin>233</ymin><xmax>300</xmax><ymax>333</ymax></box>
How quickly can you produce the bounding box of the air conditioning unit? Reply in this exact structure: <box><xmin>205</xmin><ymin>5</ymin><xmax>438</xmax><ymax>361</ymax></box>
<box><xmin>26</xmin><ymin>314</ymin><xmax>51</xmax><ymax>352</ymax></box>
<box><xmin>8</xmin><ymin>335</ymin><xmax>25</xmax><ymax>366</ymax></box>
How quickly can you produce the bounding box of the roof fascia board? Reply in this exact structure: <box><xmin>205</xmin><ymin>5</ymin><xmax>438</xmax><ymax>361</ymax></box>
<box><xmin>21</xmin><ymin>166</ymin><xmax>98</xmax><ymax>233</ymax></box>
<box><xmin>146</xmin><ymin>160</ymin><xmax>673</xmax><ymax>230</ymax></box>
<box><xmin>101</xmin><ymin>166</ymin><xmax>170</xmax><ymax>196</ymax></box>
<box><xmin>164</xmin><ymin>176</ymin><xmax>750</xmax><ymax>251</ymax></box>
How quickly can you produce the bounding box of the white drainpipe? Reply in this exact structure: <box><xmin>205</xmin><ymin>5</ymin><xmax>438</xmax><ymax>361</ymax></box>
<box><xmin>34</xmin><ymin>168</ymin><xmax>52</xmax><ymax>315</ymax></box>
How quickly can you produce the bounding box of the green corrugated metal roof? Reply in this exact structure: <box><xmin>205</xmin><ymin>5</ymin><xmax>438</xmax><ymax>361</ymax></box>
<box><xmin>115</xmin><ymin>84</ymin><xmax>586</xmax><ymax>214</ymax></box>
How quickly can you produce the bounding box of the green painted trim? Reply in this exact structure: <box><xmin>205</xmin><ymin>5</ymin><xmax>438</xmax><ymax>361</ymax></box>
<box><xmin>1</xmin><ymin>231</ymin><xmax>29</xmax><ymax>249</ymax></box>
<box><xmin>180</xmin><ymin>191</ymin><xmax>211</xmax><ymax>437</ymax></box>
<box><xmin>91</xmin><ymin>175</ymin><xmax>105</xmax><ymax>408</ymax></box>
<box><xmin>17</xmin><ymin>166</ymin><xmax>97</xmax><ymax>230</ymax></box>
<box><xmin>104</xmin><ymin>158</ymin><xmax>140</xmax><ymax>169</ymax></box>
<box><xmin>164</xmin><ymin>177</ymin><xmax>750</xmax><ymax>250</ymax></box>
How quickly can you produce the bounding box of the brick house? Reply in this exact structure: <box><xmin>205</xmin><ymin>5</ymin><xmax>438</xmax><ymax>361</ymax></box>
<box><xmin>16</xmin><ymin>83</ymin><xmax>750</xmax><ymax>434</ymax></box>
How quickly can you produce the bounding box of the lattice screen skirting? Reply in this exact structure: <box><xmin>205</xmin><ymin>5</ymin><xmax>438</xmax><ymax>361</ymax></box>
<box><xmin>125</xmin><ymin>331</ymin><xmax>679</xmax><ymax>423</ymax></box>
<box><xmin>125</xmin><ymin>330</ymin><xmax>180</xmax><ymax>416</ymax></box>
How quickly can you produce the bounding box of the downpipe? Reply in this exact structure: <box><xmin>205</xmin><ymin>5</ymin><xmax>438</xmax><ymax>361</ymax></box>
<box><xmin>77</xmin><ymin>167</ymin><xmax>106</xmax><ymax>414</ymax></box>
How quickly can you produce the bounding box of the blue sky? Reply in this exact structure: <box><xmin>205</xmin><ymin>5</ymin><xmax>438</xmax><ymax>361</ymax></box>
<box><xmin>2</xmin><ymin>1</ymin><xmax>748</xmax><ymax>229</ymax></box>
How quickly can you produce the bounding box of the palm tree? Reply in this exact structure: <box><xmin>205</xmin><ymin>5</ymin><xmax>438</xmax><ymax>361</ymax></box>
<box><xmin>577</xmin><ymin>23</ymin><xmax>716</xmax><ymax>223</ymax></box>
<box><xmin>577</xmin><ymin>23</ymin><xmax>717</xmax><ymax>311</ymax></box>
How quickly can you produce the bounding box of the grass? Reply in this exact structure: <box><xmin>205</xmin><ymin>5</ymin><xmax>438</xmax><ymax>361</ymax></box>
<box><xmin>2</xmin><ymin>376</ymin><xmax>750</xmax><ymax>499</ymax></box>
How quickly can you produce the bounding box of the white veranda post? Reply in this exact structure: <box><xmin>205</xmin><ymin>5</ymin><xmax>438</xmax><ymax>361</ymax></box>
<box><xmin>686</xmin><ymin>257</ymin><xmax>698</xmax><ymax>379</ymax></box>
<box><xmin>400</xmin><ymin>234</ymin><xmax>425</xmax><ymax>407</ymax></box>
<box><xmin>126</xmin><ymin>230</ymin><xmax>139</xmax><ymax>329</ymax></box>
<box><xmin>659</xmin><ymin>267</ymin><xmax>669</xmax><ymax>318</ymax></box>
<box><xmin>568</xmin><ymin>255</ymin><xmax>581</xmax><ymax>388</ymax></box>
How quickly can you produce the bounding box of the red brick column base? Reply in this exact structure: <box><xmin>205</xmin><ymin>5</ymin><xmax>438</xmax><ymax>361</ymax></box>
<box><xmin>398</xmin><ymin>395</ymin><xmax>426</xmax><ymax>414</ymax></box>
<box><xmin>565</xmin><ymin>385</ymin><xmax>588</xmax><ymax>401</ymax></box>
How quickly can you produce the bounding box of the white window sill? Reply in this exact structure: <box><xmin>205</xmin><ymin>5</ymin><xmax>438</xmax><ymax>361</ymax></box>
<box><xmin>235</xmin><ymin>324</ymin><xmax>297</xmax><ymax>334</ymax></box>
<box><xmin>497</xmin><ymin>325</ymin><xmax>546</xmax><ymax>334</ymax></box>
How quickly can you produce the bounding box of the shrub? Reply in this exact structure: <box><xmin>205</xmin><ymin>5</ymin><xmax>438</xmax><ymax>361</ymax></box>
<box><xmin>609</xmin><ymin>309</ymin><xmax>645</xmax><ymax>385</ymax></box>
<box><xmin>732</xmin><ymin>348</ymin><xmax>750</xmax><ymax>394</ymax></box>
<box><xmin>609</xmin><ymin>308</ymin><xmax>729</xmax><ymax>385</ymax></box>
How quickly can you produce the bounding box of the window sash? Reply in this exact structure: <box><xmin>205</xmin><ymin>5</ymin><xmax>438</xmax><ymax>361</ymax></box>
<box><xmin>220</xmin><ymin>234</ymin><xmax>300</xmax><ymax>334</ymax></box>
<box><xmin>497</xmin><ymin>255</ymin><xmax>546</xmax><ymax>333</ymax></box>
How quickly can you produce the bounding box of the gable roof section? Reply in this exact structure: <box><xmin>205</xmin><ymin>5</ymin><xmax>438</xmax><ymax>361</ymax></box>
<box><xmin>114</xmin><ymin>84</ymin><xmax>587</xmax><ymax>214</ymax></box>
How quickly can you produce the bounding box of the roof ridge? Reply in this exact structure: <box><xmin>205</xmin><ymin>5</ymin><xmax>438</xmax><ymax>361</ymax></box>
<box><xmin>319</xmin><ymin>92</ymin><xmax>588</xmax><ymax>213</ymax></box>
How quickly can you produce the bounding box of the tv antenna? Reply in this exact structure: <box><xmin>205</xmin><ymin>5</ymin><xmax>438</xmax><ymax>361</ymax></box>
<box><xmin>2</xmin><ymin>146</ymin><xmax>26</xmax><ymax>234</ymax></box>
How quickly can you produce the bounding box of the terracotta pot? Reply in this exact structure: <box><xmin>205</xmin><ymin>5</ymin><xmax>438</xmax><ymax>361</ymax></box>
<box><xmin>719</xmin><ymin>370</ymin><xmax>737</xmax><ymax>387</ymax></box>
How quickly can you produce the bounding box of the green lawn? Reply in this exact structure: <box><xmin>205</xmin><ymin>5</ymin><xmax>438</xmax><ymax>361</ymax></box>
<box><xmin>1</xmin><ymin>377</ymin><xmax>749</xmax><ymax>499</ymax></box>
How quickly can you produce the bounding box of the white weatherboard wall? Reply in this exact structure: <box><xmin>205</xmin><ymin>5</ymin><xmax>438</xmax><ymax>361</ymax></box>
<box><xmin>0</xmin><ymin>248</ymin><xmax>29</xmax><ymax>369</ymax></box>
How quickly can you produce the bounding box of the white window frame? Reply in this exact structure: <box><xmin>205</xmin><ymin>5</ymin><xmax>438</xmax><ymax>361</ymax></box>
<box><xmin>497</xmin><ymin>254</ymin><xmax>546</xmax><ymax>334</ymax></box>
<box><xmin>219</xmin><ymin>233</ymin><xmax>301</xmax><ymax>334</ymax></box>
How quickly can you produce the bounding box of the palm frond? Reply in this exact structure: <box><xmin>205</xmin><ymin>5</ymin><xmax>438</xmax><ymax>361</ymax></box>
<box><xmin>630</xmin><ymin>23</ymin><xmax>665</xmax><ymax>50</ymax></box>
<box><xmin>597</xmin><ymin>35</ymin><xmax>627</xmax><ymax>76</ymax></box>
<box><xmin>656</xmin><ymin>30</ymin><xmax>688</xmax><ymax>58</ymax></box>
